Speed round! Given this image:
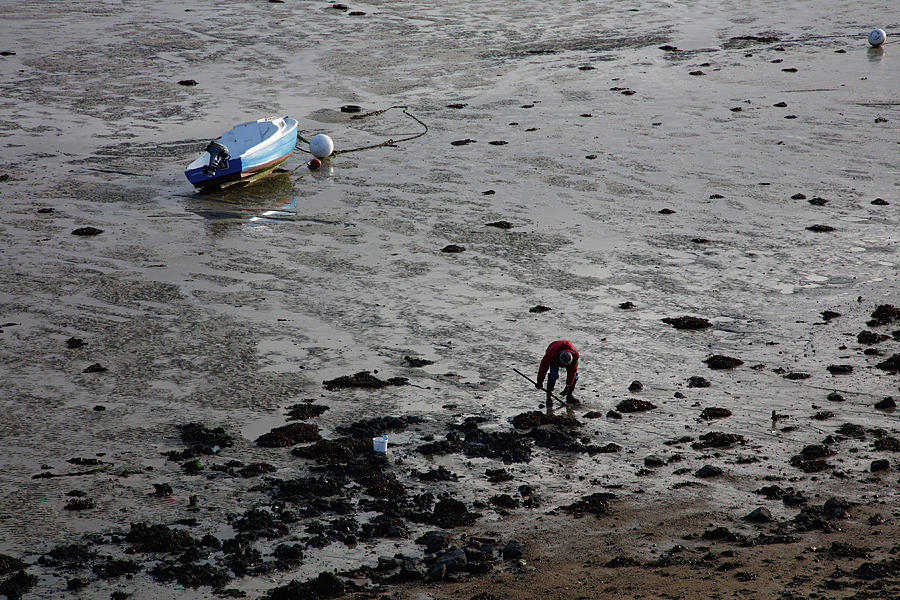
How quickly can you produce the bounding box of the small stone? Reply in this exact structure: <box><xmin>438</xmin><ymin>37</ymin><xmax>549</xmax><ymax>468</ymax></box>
<box><xmin>82</xmin><ymin>363</ymin><xmax>107</xmax><ymax>373</ymax></box>
<box><xmin>644</xmin><ymin>455</ymin><xmax>665</xmax><ymax>468</ymax></box>
<box><xmin>870</xmin><ymin>459</ymin><xmax>890</xmax><ymax>472</ymax></box>
<box><xmin>177</xmin><ymin>79</ymin><xmax>198</xmax><ymax>86</ymax></box>
<box><xmin>744</xmin><ymin>507</ymin><xmax>773</xmax><ymax>523</ymax></box>
<box><xmin>441</xmin><ymin>244</ymin><xmax>465</xmax><ymax>253</ymax></box>
<box><xmin>806</xmin><ymin>224</ymin><xmax>835</xmax><ymax>232</ymax></box>
<box><xmin>695</xmin><ymin>465</ymin><xmax>723</xmax><ymax>478</ymax></box>
<box><xmin>72</xmin><ymin>227</ymin><xmax>103</xmax><ymax>236</ymax></box>
<box><xmin>628</xmin><ymin>380</ymin><xmax>643</xmax><ymax>392</ymax></box>
<box><xmin>827</xmin><ymin>364</ymin><xmax>853</xmax><ymax>375</ymax></box>
<box><xmin>791</xmin><ymin>193</ymin><xmax>807</xmax><ymax>200</ymax></box>
<box><xmin>700</xmin><ymin>407</ymin><xmax>732</xmax><ymax>420</ymax></box>
<box><xmin>606</xmin><ymin>410</ymin><xmax>622</xmax><ymax>419</ymax></box>
<box><xmin>704</xmin><ymin>355</ymin><xmax>743</xmax><ymax>369</ymax></box>
<box><xmin>874</xmin><ymin>397</ymin><xmax>896</xmax><ymax>410</ymax></box>
<box><xmin>619</xmin><ymin>301</ymin><xmax>636</xmax><ymax>309</ymax></box>
<box><xmin>871</xmin><ymin>198</ymin><xmax>889</xmax><ymax>206</ymax></box>
<box><xmin>687</xmin><ymin>376</ymin><xmax>710</xmax><ymax>388</ymax></box>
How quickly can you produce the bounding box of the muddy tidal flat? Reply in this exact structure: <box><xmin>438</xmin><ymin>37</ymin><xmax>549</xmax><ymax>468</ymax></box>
<box><xmin>1</xmin><ymin>1</ymin><xmax>899</xmax><ymax>599</ymax></box>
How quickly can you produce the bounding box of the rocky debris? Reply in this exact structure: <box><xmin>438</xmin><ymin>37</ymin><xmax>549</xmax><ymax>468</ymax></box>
<box><xmin>806</xmin><ymin>224</ymin><xmax>835</xmax><ymax>232</ymax></box>
<box><xmin>583</xmin><ymin>411</ymin><xmax>603</xmax><ymax>418</ymax></box>
<box><xmin>662</xmin><ymin>316</ymin><xmax>711</xmax><ymax>329</ymax></box>
<box><xmin>441</xmin><ymin>244</ymin><xmax>465</xmax><ymax>253</ymax></box>
<box><xmin>694</xmin><ymin>465</ymin><xmax>723</xmax><ymax>478</ymax></box>
<box><xmin>510</xmin><ymin>411</ymin><xmax>580</xmax><ymax>430</ymax></box>
<box><xmin>827</xmin><ymin>391</ymin><xmax>845</xmax><ymax>402</ymax></box>
<box><xmin>699</xmin><ymin>407</ymin><xmax>732</xmax><ymax>420</ymax></box>
<box><xmin>322</xmin><ymin>371</ymin><xmax>409</xmax><ymax>390</ymax></box>
<box><xmin>875</xmin><ymin>354</ymin><xmax>900</xmax><ymax>373</ymax></box>
<box><xmin>701</xmin><ymin>526</ymin><xmax>742</xmax><ymax>542</ymax></box>
<box><xmin>425</xmin><ymin>547</ymin><xmax>468</xmax><ymax>581</ymax></box>
<box><xmin>606</xmin><ymin>410</ymin><xmax>622</xmax><ymax>419</ymax></box>
<box><xmin>874</xmin><ymin>397</ymin><xmax>897</xmax><ymax>410</ymax></box>
<box><xmin>82</xmin><ymin>362</ymin><xmax>107</xmax><ymax>373</ymax></box>
<box><xmin>628</xmin><ymin>380</ymin><xmax>643</xmax><ymax>392</ymax></box>
<box><xmin>561</xmin><ymin>492</ymin><xmax>616</xmax><ymax>517</ymax></box>
<box><xmin>285</xmin><ymin>403</ymin><xmax>329</xmax><ymax>421</ymax></box>
<box><xmin>857</xmin><ymin>330</ymin><xmax>889</xmax><ymax>345</ymax></box>
<box><xmin>529</xmin><ymin>305</ymin><xmax>551</xmax><ymax>313</ymax></box>
<box><xmin>687</xmin><ymin>376</ymin><xmax>711</xmax><ymax>388</ymax></box>
<box><xmin>821</xmin><ymin>310</ymin><xmax>841</xmax><ymax>321</ymax></box>
<box><xmin>336</xmin><ymin>415</ymin><xmax>422</xmax><ymax>439</ymax></box>
<box><xmin>616</xmin><ymin>398</ymin><xmax>656</xmax><ymax>413</ymax></box>
<box><xmin>854</xmin><ymin>558</ymin><xmax>900</xmax><ymax>580</ymax></box>
<box><xmin>867</xmin><ymin>304</ymin><xmax>900</xmax><ymax>326</ymax></box>
<box><xmin>619</xmin><ymin>301</ymin><xmax>636</xmax><ymax>309</ymax></box>
<box><xmin>704</xmin><ymin>355</ymin><xmax>743</xmax><ymax>369</ymax></box>
<box><xmin>691</xmin><ymin>432</ymin><xmax>745</xmax><ymax>450</ymax></box>
<box><xmin>257</xmin><ymin>423</ymin><xmax>321</xmax><ymax>447</ymax></box>
<box><xmin>65</xmin><ymin>336</ymin><xmax>85</xmax><ymax>349</ymax></box>
<box><xmin>486</xmin><ymin>220</ymin><xmax>513</xmax><ymax>229</ymax></box>
<box><xmin>644</xmin><ymin>455</ymin><xmax>665</xmax><ymax>467</ymax></box>
<box><xmin>784</xmin><ymin>372</ymin><xmax>810</xmax><ymax>380</ymax></box>
<box><xmin>403</xmin><ymin>356</ymin><xmax>435</xmax><ymax>367</ymax></box>
<box><xmin>827</xmin><ymin>364</ymin><xmax>853</xmax><ymax>375</ymax></box>
<box><xmin>811</xmin><ymin>410</ymin><xmax>834</xmax><ymax>421</ymax></box>
<box><xmin>64</xmin><ymin>497</ymin><xmax>95</xmax><ymax>510</ymax></box>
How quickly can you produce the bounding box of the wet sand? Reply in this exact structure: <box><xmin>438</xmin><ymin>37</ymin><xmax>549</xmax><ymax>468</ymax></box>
<box><xmin>1</xmin><ymin>1</ymin><xmax>898</xmax><ymax>598</ymax></box>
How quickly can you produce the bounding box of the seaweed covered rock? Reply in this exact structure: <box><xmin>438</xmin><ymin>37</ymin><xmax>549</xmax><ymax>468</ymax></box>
<box><xmin>561</xmin><ymin>492</ymin><xmax>616</xmax><ymax>517</ymax></box>
<box><xmin>616</xmin><ymin>398</ymin><xmax>657</xmax><ymax>413</ymax></box>
<box><xmin>510</xmin><ymin>411</ymin><xmax>580</xmax><ymax>430</ymax></box>
<box><xmin>691</xmin><ymin>431</ymin><xmax>745</xmax><ymax>450</ymax></box>
<box><xmin>257</xmin><ymin>423</ymin><xmax>321</xmax><ymax>448</ymax></box>
<box><xmin>291</xmin><ymin>437</ymin><xmax>370</xmax><ymax>463</ymax></box>
<box><xmin>428</xmin><ymin>498</ymin><xmax>480</xmax><ymax>528</ymax></box>
<box><xmin>323</xmin><ymin>371</ymin><xmax>409</xmax><ymax>391</ymax></box>
<box><xmin>704</xmin><ymin>355</ymin><xmax>743</xmax><ymax>369</ymax></box>
<box><xmin>867</xmin><ymin>304</ymin><xmax>900</xmax><ymax>327</ymax></box>
<box><xmin>335</xmin><ymin>415</ymin><xmax>422</xmax><ymax>439</ymax></box>
<box><xmin>662</xmin><ymin>316</ymin><xmax>711</xmax><ymax>330</ymax></box>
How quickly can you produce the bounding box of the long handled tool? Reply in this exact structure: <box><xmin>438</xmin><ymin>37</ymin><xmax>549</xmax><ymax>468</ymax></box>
<box><xmin>512</xmin><ymin>367</ymin><xmax>562</xmax><ymax>404</ymax></box>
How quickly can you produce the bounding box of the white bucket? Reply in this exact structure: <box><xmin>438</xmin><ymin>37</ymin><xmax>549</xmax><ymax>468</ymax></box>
<box><xmin>372</xmin><ymin>435</ymin><xmax>388</xmax><ymax>452</ymax></box>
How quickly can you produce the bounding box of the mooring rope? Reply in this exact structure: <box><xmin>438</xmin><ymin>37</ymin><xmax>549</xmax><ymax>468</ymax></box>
<box><xmin>295</xmin><ymin>105</ymin><xmax>427</xmax><ymax>158</ymax></box>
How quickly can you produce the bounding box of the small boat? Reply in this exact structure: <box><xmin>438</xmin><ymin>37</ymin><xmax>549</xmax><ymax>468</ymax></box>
<box><xmin>185</xmin><ymin>116</ymin><xmax>298</xmax><ymax>189</ymax></box>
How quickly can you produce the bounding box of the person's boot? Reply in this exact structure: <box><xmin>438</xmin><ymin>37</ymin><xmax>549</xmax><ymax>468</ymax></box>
<box><xmin>564</xmin><ymin>389</ymin><xmax>579</xmax><ymax>405</ymax></box>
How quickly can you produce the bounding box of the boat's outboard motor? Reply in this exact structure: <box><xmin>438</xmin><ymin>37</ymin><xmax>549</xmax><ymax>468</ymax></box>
<box><xmin>203</xmin><ymin>140</ymin><xmax>230</xmax><ymax>175</ymax></box>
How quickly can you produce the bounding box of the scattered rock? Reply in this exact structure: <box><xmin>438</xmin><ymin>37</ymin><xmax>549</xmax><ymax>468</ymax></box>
<box><xmin>827</xmin><ymin>364</ymin><xmax>853</xmax><ymax>375</ymax></box>
<box><xmin>606</xmin><ymin>410</ymin><xmax>622</xmax><ymax>419</ymax></box>
<box><xmin>441</xmin><ymin>244</ymin><xmax>465</xmax><ymax>253</ymax></box>
<box><xmin>484</xmin><ymin>468</ymin><xmax>513</xmax><ymax>483</ymax></box>
<box><xmin>430</xmin><ymin>499</ymin><xmax>479</xmax><ymax>528</ymax></box>
<box><xmin>806</xmin><ymin>224</ymin><xmax>835</xmax><ymax>232</ymax></box>
<box><xmin>858</xmin><ymin>330</ymin><xmax>889</xmax><ymax>345</ymax></box>
<box><xmin>0</xmin><ymin>570</ymin><xmax>38</xmax><ymax>598</ymax></box>
<box><xmin>869</xmin><ymin>304</ymin><xmax>900</xmax><ymax>326</ymax></box>
<box><xmin>784</xmin><ymin>372</ymin><xmax>810</xmax><ymax>380</ymax></box>
<box><xmin>628</xmin><ymin>380</ymin><xmax>643</xmax><ymax>392</ymax></box>
<box><xmin>826</xmin><ymin>392</ymin><xmax>845</xmax><ymax>402</ymax></box>
<box><xmin>322</xmin><ymin>371</ymin><xmax>406</xmax><ymax>391</ymax></box>
<box><xmin>65</xmin><ymin>337</ymin><xmax>85</xmax><ymax>349</ymax></box>
<box><xmin>875</xmin><ymin>354</ymin><xmax>900</xmax><ymax>373</ymax></box>
<box><xmin>177</xmin><ymin>79</ymin><xmax>198</xmax><ymax>86</ymax></box>
<box><xmin>82</xmin><ymin>363</ymin><xmax>107</xmax><ymax>373</ymax></box>
<box><xmin>744</xmin><ymin>507</ymin><xmax>773</xmax><ymax>523</ymax></box>
<box><xmin>821</xmin><ymin>310</ymin><xmax>841</xmax><ymax>321</ymax></box>
<box><xmin>0</xmin><ymin>555</ymin><xmax>26</xmax><ymax>576</ymax></box>
<box><xmin>644</xmin><ymin>455</ymin><xmax>665</xmax><ymax>468</ymax></box>
<box><xmin>510</xmin><ymin>411</ymin><xmax>579</xmax><ymax>430</ymax></box>
<box><xmin>451</xmin><ymin>139</ymin><xmax>476</xmax><ymax>146</ymax></box>
<box><xmin>695</xmin><ymin>465</ymin><xmax>723</xmax><ymax>478</ymax></box>
<box><xmin>619</xmin><ymin>301</ymin><xmax>636</xmax><ymax>309</ymax></box>
<box><xmin>561</xmin><ymin>492</ymin><xmax>616</xmax><ymax>516</ymax></box>
<box><xmin>870</xmin><ymin>459</ymin><xmax>890</xmax><ymax>472</ymax></box>
<box><xmin>871</xmin><ymin>197</ymin><xmax>889</xmax><ymax>205</ymax></box>
<box><xmin>529</xmin><ymin>305</ymin><xmax>551</xmax><ymax>313</ymax></box>
<box><xmin>416</xmin><ymin>530</ymin><xmax>449</xmax><ymax>553</ymax></box>
<box><xmin>285</xmin><ymin>403</ymin><xmax>329</xmax><ymax>420</ymax></box>
<box><xmin>486</xmin><ymin>221</ymin><xmax>513</xmax><ymax>229</ymax></box>
<box><xmin>874</xmin><ymin>397</ymin><xmax>897</xmax><ymax>410</ymax></box>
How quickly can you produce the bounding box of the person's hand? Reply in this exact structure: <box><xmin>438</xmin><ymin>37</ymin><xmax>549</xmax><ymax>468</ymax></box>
<box><xmin>535</xmin><ymin>382</ymin><xmax>542</xmax><ymax>390</ymax></box>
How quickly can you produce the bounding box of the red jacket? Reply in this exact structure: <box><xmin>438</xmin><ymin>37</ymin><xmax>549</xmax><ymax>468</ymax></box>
<box><xmin>537</xmin><ymin>340</ymin><xmax>579</xmax><ymax>387</ymax></box>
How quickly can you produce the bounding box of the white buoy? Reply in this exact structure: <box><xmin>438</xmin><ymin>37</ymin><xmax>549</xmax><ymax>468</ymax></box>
<box><xmin>309</xmin><ymin>134</ymin><xmax>334</xmax><ymax>158</ymax></box>
<box><xmin>868</xmin><ymin>28</ymin><xmax>887</xmax><ymax>47</ymax></box>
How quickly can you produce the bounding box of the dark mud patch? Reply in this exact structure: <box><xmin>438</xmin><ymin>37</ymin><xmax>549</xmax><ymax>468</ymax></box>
<box><xmin>322</xmin><ymin>371</ymin><xmax>409</xmax><ymax>390</ymax></box>
<box><xmin>662</xmin><ymin>316</ymin><xmax>711</xmax><ymax>330</ymax></box>
<box><xmin>256</xmin><ymin>423</ymin><xmax>321</xmax><ymax>448</ymax></box>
